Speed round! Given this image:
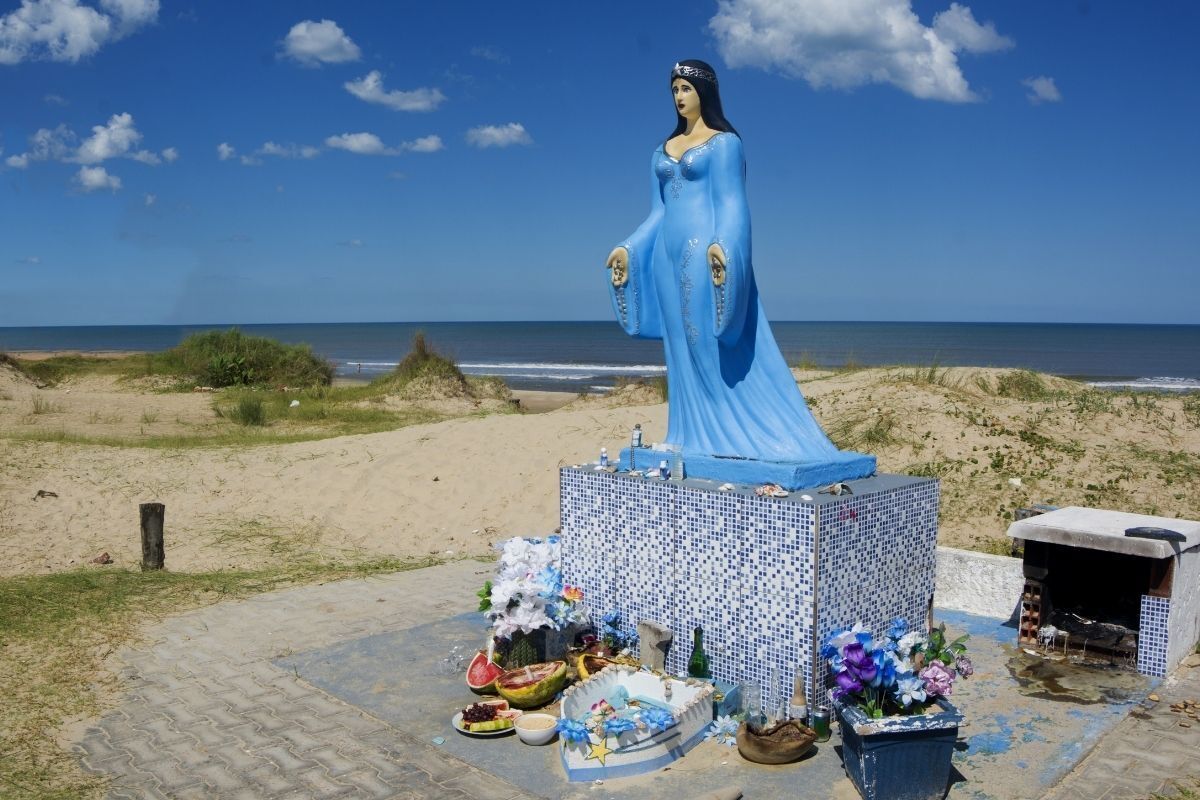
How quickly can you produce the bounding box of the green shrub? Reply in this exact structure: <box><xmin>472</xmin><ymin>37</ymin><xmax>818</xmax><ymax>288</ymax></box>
<box><xmin>164</xmin><ymin>329</ymin><xmax>333</xmax><ymax>388</ymax></box>
<box><xmin>230</xmin><ymin>396</ymin><xmax>266</xmax><ymax>426</ymax></box>
<box><xmin>995</xmin><ymin>370</ymin><xmax>1052</xmax><ymax>401</ymax></box>
<box><xmin>373</xmin><ymin>333</ymin><xmax>470</xmax><ymax>395</ymax></box>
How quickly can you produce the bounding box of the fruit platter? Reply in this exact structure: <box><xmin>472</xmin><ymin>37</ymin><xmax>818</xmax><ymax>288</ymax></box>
<box><xmin>454</xmin><ymin>699</ymin><xmax>522</xmax><ymax>736</ymax></box>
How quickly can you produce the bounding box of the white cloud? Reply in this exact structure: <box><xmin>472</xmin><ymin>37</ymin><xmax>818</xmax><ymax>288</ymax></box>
<box><xmin>404</xmin><ymin>134</ymin><xmax>443</xmax><ymax>153</ymax></box>
<box><xmin>324</xmin><ymin>132</ymin><xmax>444</xmax><ymax>156</ymax></box>
<box><xmin>4</xmin><ymin>123</ymin><xmax>75</xmax><ymax>167</ymax></box>
<box><xmin>931</xmin><ymin>3</ymin><xmax>1013</xmax><ymax>53</ymax></box>
<box><xmin>99</xmin><ymin>0</ymin><xmax>158</xmax><ymax>33</ymax></box>
<box><xmin>239</xmin><ymin>154</ymin><xmax>261</xmax><ymax>166</ymax></box>
<box><xmin>0</xmin><ymin>0</ymin><xmax>158</xmax><ymax>65</ymax></box>
<box><xmin>466</xmin><ymin>123</ymin><xmax>532</xmax><ymax>149</ymax></box>
<box><xmin>708</xmin><ymin>0</ymin><xmax>1013</xmax><ymax>103</ymax></box>
<box><xmin>1022</xmin><ymin>75</ymin><xmax>1061</xmax><ymax>105</ymax></box>
<box><xmin>143</xmin><ymin>192</ymin><xmax>155</xmax><ymax>205</ymax></box>
<box><xmin>18</xmin><ymin>255</ymin><xmax>41</xmax><ymax>265</ymax></box>
<box><xmin>75</xmin><ymin>164</ymin><xmax>120</xmax><ymax>191</ymax></box>
<box><xmin>217</xmin><ymin>142</ymin><xmax>235</xmax><ymax>160</ymax></box>
<box><xmin>7</xmin><ymin>114</ymin><xmax>166</xmax><ymax>173</ymax></box>
<box><xmin>44</xmin><ymin>92</ymin><xmax>68</xmax><ymax>105</ymax></box>
<box><xmin>75</xmin><ymin>111</ymin><xmax>140</xmax><ymax>163</ymax></box>
<box><xmin>344</xmin><ymin>70</ymin><xmax>446</xmax><ymax>112</ymax></box>
<box><xmin>161</xmin><ymin>146</ymin><xmax>177</xmax><ymax>162</ymax></box>
<box><xmin>388</xmin><ymin>171</ymin><xmax>406</xmax><ymax>180</ymax></box>
<box><xmin>258</xmin><ymin>140</ymin><xmax>320</xmax><ymax>159</ymax></box>
<box><xmin>281</xmin><ymin>18</ymin><xmax>359</xmax><ymax>66</ymax></box>
<box><xmin>338</xmin><ymin>239</ymin><xmax>363</xmax><ymax>247</ymax></box>
<box><xmin>325</xmin><ymin>131</ymin><xmax>395</xmax><ymax>155</ymax></box>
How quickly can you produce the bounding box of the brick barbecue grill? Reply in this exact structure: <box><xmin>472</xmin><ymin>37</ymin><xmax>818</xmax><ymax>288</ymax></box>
<box><xmin>1007</xmin><ymin>507</ymin><xmax>1200</xmax><ymax>677</ymax></box>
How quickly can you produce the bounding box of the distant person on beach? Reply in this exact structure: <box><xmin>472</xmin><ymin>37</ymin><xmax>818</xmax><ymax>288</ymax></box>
<box><xmin>604</xmin><ymin>60</ymin><xmax>871</xmax><ymax>478</ymax></box>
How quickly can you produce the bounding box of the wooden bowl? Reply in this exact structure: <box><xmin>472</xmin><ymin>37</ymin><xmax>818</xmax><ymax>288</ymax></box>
<box><xmin>736</xmin><ymin>720</ymin><xmax>817</xmax><ymax>764</ymax></box>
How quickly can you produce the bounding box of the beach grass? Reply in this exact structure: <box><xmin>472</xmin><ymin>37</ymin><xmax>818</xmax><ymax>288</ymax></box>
<box><xmin>0</xmin><ymin>553</ymin><xmax>443</xmax><ymax>800</ymax></box>
<box><xmin>614</xmin><ymin>374</ymin><xmax>668</xmax><ymax>402</ymax></box>
<box><xmin>2</xmin><ymin>329</ymin><xmax>334</xmax><ymax>390</ymax></box>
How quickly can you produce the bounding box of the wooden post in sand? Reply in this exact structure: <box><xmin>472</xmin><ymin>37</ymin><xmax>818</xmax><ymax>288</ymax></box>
<box><xmin>140</xmin><ymin>502</ymin><xmax>165</xmax><ymax>571</ymax></box>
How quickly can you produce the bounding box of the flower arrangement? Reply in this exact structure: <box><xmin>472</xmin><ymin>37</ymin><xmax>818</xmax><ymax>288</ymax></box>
<box><xmin>477</xmin><ymin>536</ymin><xmax>588</xmax><ymax>639</ymax></box>
<box><xmin>822</xmin><ymin>618</ymin><xmax>972</xmax><ymax>719</ymax></box>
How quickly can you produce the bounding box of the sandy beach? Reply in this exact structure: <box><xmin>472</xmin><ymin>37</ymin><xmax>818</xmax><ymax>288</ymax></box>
<box><xmin>1</xmin><ymin>361</ymin><xmax>1197</xmax><ymax>578</ymax></box>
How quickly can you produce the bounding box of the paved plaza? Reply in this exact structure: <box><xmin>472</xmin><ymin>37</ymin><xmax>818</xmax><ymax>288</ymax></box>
<box><xmin>73</xmin><ymin>561</ymin><xmax>1199</xmax><ymax>799</ymax></box>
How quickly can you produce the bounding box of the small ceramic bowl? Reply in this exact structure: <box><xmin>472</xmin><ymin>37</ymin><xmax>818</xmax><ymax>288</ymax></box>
<box><xmin>514</xmin><ymin>713</ymin><xmax>558</xmax><ymax>745</ymax></box>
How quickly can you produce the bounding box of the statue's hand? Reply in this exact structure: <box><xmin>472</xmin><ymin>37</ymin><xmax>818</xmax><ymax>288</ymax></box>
<box><xmin>607</xmin><ymin>246</ymin><xmax>629</xmax><ymax>287</ymax></box>
<box><xmin>707</xmin><ymin>244</ymin><xmax>726</xmax><ymax>287</ymax></box>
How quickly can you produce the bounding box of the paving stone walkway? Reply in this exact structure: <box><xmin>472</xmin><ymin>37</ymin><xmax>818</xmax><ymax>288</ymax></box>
<box><xmin>1045</xmin><ymin>658</ymin><xmax>1200</xmax><ymax>800</ymax></box>
<box><xmin>74</xmin><ymin>560</ymin><xmax>536</xmax><ymax>800</ymax></box>
<box><xmin>73</xmin><ymin>560</ymin><xmax>1200</xmax><ymax>800</ymax></box>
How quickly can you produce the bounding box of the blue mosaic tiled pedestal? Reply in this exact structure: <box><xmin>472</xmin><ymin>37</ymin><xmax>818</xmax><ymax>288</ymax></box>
<box><xmin>560</xmin><ymin>468</ymin><xmax>940</xmax><ymax>710</ymax></box>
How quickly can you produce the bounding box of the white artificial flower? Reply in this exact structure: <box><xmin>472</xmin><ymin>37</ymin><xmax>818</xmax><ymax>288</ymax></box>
<box><xmin>898</xmin><ymin>631</ymin><xmax>928</xmax><ymax>655</ymax></box>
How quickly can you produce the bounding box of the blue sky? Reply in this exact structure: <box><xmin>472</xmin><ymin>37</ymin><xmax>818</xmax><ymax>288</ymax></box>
<box><xmin>2</xmin><ymin>0</ymin><xmax>1198</xmax><ymax>326</ymax></box>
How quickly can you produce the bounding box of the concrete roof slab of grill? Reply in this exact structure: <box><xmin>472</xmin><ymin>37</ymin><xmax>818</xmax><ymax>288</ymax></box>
<box><xmin>1007</xmin><ymin>507</ymin><xmax>1200</xmax><ymax>559</ymax></box>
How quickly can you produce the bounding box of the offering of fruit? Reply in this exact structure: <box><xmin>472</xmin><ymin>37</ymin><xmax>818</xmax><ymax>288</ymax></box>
<box><xmin>460</xmin><ymin>702</ymin><xmax>515</xmax><ymax>733</ymax></box>
<box><xmin>466</xmin><ymin>649</ymin><xmax>506</xmax><ymax>695</ymax></box>
<box><xmin>495</xmin><ymin>661</ymin><xmax>569</xmax><ymax>709</ymax></box>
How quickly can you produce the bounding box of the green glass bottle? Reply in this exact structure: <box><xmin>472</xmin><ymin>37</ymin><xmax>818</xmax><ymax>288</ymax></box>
<box><xmin>687</xmin><ymin>626</ymin><xmax>711</xmax><ymax>679</ymax></box>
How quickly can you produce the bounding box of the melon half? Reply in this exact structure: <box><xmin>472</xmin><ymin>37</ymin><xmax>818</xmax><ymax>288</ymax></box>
<box><xmin>465</xmin><ymin>650</ymin><xmax>506</xmax><ymax>695</ymax></box>
<box><xmin>495</xmin><ymin>661</ymin><xmax>569</xmax><ymax>709</ymax></box>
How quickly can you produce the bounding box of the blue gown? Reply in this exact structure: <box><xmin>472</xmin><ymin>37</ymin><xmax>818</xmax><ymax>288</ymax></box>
<box><xmin>610</xmin><ymin>132</ymin><xmax>875</xmax><ymax>481</ymax></box>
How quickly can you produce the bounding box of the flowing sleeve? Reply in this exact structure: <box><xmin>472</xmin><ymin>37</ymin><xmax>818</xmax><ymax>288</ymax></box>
<box><xmin>609</xmin><ymin>149</ymin><xmax>664</xmax><ymax>340</ymax></box>
<box><xmin>708</xmin><ymin>134</ymin><xmax>750</xmax><ymax>346</ymax></box>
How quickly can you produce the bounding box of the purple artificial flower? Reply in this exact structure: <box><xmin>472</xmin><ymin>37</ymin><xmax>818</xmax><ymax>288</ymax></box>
<box><xmin>955</xmin><ymin>655</ymin><xmax>974</xmax><ymax>678</ymax></box>
<box><xmin>835</xmin><ymin>670</ymin><xmax>864</xmax><ymax>696</ymax></box>
<box><xmin>842</xmin><ymin>642</ymin><xmax>879</xmax><ymax>685</ymax></box>
<box><xmin>920</xmin><ymin>662</ymin><xmax>955</xmax><ymax>697</ymax></box>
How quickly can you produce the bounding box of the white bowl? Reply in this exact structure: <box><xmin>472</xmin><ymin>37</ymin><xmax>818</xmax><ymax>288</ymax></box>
<box><xmin>514</xmin><ymin>713</ymin><xmax>558</xmax><ymax>745</ymax></box>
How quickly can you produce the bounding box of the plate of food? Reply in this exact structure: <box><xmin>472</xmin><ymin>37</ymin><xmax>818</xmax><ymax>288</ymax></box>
<box><xmin>453</xmin><ymin>701</ymin><xmax>520</xmax><ymax>737</ymax></box>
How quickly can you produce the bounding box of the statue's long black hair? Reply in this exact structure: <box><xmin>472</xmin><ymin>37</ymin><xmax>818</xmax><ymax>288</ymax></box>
<box><xmin>666</xmin><ymin>59</ymin><xmax>739</xmax><ymax>142</ymax></box>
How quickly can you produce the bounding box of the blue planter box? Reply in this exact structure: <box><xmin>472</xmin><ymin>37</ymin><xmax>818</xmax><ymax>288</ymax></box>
<box><xmin>834</xmin><ymin>697</ymin><xmax>962</xmax><ymax>800</ymax></box>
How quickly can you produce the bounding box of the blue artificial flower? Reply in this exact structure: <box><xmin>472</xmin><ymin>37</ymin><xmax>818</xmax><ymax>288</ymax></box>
<box><xmin>705</xmin><ymin>715</ymin><xmax>739</xmax><ymax>746</ymax></box>
<box><xmin>537</xmin><ymin>566</ymin><xmax>563</xmax><ymax>599</ymax></box>
<box><xmin>888</xmin><ymin>617</ymin><xmax>909</xmax><ymax>641</ymax></box>
<box><xmin>556</xmin><ymin>718</ymin><xmax>591</xmax><ymax>744</ymax></box>
<box><xmin>868</xmin><ymin>649</ymin><xmax>898</xmax><ymax>690</ymax></box>
<box><xmin>604</xmin><ymin>717</ymin><xmax>638</xmax><ymax>737</ymax></box>
<box><xmin>547</xmin><ymin>535</ymin><xmax>560</xmax><ymax>544</ymax></box>
<box><xmin>895</xmin><ymin>674</ymin><xmax>927</xmax><ymax>708</ymax></box>
<box><xmin>640</xmin><ymin>706</ymin><xmax>674</xmax><ymax>732</ymax></box>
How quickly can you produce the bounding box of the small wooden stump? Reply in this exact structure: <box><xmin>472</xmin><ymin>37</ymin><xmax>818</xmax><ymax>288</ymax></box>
<box><xmin>140</xmin><ymin>502</ymin><xmax>165</xmax><ymax>571</ymax></box>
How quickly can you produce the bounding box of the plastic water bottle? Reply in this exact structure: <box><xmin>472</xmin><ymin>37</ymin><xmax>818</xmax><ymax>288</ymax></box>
<box><xmin>632</xmin><ymin>424</ymin><xmax>643</xmax><ymax>448</ymax></box>
<box><xmin>600</xmin><ymin>447</ymin><xmax>609</xmax><ymax>467</ymax></box>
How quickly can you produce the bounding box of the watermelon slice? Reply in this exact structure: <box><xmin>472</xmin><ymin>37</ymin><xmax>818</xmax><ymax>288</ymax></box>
<box><xmin>495</xmin><ymin>661</ymin><xmax>569</xmax><ymax>709</ymax></box>
<box><xmin>466</xmin><ymin>650</ymin><xmax>506</xmax><ymax>695</ymax></box>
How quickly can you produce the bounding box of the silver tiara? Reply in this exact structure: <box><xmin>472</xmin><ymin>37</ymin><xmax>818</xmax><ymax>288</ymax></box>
<box><xmin>671</xmin><ymin>63</ymin><xmax>717</xmax><ymax>86</ymax></box>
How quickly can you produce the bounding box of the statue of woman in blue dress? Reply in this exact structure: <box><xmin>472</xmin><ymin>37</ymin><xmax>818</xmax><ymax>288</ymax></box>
<box><xmin>606</xmin><ymin>60</ymin><xmax>875</xmax><ymax>488</ymax></box>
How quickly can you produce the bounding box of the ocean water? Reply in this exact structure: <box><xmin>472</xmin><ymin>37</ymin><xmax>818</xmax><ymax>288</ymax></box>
<box><xmin>1</xmin><ymin>321</ymin><xmax>1198</xmax><ymax>393</ymax></box>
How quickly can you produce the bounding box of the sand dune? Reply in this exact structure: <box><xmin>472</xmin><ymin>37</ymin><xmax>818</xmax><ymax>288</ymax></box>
<box><xmin>1</xmin><ymin>364</ymin><xmax>1196</xmax><ymax>576</ymax></box>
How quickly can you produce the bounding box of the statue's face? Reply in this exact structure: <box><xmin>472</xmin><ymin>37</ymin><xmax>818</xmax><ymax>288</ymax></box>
<box><xmin>672</xmin><ymin>78</ymin><xmax>700</xmax><ymax>119</ymax></box>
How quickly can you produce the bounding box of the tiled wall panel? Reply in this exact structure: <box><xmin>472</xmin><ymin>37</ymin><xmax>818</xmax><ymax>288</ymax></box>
<box><xmin>560</xmin><ymin>469</ymin><xmax>940</xmax><ymax>710</ymax></box>
<box><xmin>1138</xmin><ymin>595</ymin><xmax>1171</xmax><ymax>678</ymax></box>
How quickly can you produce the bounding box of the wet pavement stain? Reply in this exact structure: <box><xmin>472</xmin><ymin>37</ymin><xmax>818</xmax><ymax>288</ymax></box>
<box><xmin>1005</xmin><ymin>647</ymin><xmax>1150</xmax><ymax>705</ymax></box>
